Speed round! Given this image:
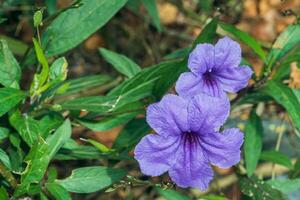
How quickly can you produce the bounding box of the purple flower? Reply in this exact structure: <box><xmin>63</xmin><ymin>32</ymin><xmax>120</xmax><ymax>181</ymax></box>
<box><xmin>175</xmin><ymin>37</ymin><xmax>253</xmax><ymax>97</ymax></box>
<box><xmin>134</xmin><ymin>94</ymin><xmax>244</xmax><ymax>190</ymax></box>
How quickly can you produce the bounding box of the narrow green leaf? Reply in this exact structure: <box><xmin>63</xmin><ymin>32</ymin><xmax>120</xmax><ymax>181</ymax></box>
<box><xmin>0</xmin><ymin>187</ymin><xmax>9</xmax><ymax>200</ymax></box>
<box><xmin>239</xmin><ymin>176</ymin><xmax>285</xmax><ymax>200</ymax></box>
<box><xmin>244</xmin><ymin>109</ymin><xmax>263</xmax><ymax>177</ymax></box>
<box><xmin>192</xmin><ymin>18</ymin><xmax>218</xmax><ymax>48</ymax></box>
<box><xmin>141</xmin><ymin>0</ymin><xmax>161</xmax><ymax>31</ymax></box>
<box><xmin>157</xmin><ymin>188</ymin><xmax>189</xmax><ymax>200</ymax></box>
<box><xmin>219</xmin><ymin>23</ymin><xmax>266</xmax><ymax>61</ymax></box>
<box><xmin>45</xmin><ymin>183</ymin><xmax>71</xmax><ymax>200</ymax></box>
<box><xmin>99</xmin><ymin>48</ymin><xmax>141</xmax><ymax>78</ymax></box>
<box><xmin>0</xmin><ymin>148</ymin><xmax>11</xmax><ymax>170</ymax></box>
<box><xmin>9</xmin><ymin>111</ymin><xmax>40</xmax><ymax>147</ymax></box>
<box><xmin>39</xmin><ymin>113</ymin><xmax>64</xmax><ymax>138</ymax></box>
<box><xmin>260</xmin><ymin>150</ymin><xmax>293</xmax><ymax>169</ymax></box>
<box><xmin>61</xmin><ymin>78</ymin><xmax>156</xmax><ymax>112</ymax></box>
<box><xmin>265</xmin><ymin>23</ymin><xmax>300</xmax><ymax>74</ymax></box>
<box><xmin>268</xmin><ymin>178</ymin><xmax>300</xmax><ymax>193</ymax></box>
<box><xmin>0</xmin><ymin>127</ymin><xmax>9</xmax><ymax>140</ymax></box>
<box><xmin>32</xmin><ymin>38</ymin><xmax>49</xmax><ymax>87</ymax></box>
<box><xmin>0</xmin><ymin>88</ymin><xmax>26</xmax><ymax>117</ymax></box>
<box><xmin>42</xmin><ymin>0</ymin><xmax>128</xmax><ymax>56</ymax></box>
<box><xmin>0</xmin><ymin>39</ymin><xmax>22</xmax><ymax>88</ymax></box>
<box><xmin>0</xmin><ymin>35</ymin><xmax>28</xmax><ymax>56</ymax></box>
<box><xmin>113</xmin><ymin>118</ymin><xmax>150</xmax><ymax>151</ymax></box>
<box><xmin>84</xmin><ymin>138</ymin><xmax>111</xmax><ymax>153</ymax></box>
<box><xmin>56</xmin><ymin>166</ymin><xmax>126</xmax><ymax>193</ymax></box>
<box><xmin>78</xmin><ymin>112</ymin><xmax>138</xmax><ymax>131</ymax></box>
<box><xmin>15</xmin><ymin>137</ymin><xmax>50</xmax><ymax>197</ymax></box>
<box><xmin>15</xmin><ymin>119</ymin><xmax>72</xmax><ymax>196</ymax></box>
<box><xmin>46</xmin><ymin>119</ymin><xmax>72</xmax><ymax>158</ymax></box>
<box><xmin>262</xmin><ymin>81</ymin><xmax>300</xmax><ymax>131</ymax></box>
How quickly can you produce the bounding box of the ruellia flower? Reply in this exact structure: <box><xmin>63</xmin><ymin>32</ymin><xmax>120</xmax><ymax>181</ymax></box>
<box><xmin>175</xmin><ymin>37</ymin><xmax>253</xmax><ymax>98</ymax></box>
<box><xmin>134</xmin><ymin>94</ymin><xmax>244</xmax><ymax>190</ymax></box>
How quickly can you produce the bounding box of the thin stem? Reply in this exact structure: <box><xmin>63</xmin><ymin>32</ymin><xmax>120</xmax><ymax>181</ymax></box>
<box><xmin>0</xmin><ymin>163</ymin><xmax>17</xmax><ymax>189</ymax></box>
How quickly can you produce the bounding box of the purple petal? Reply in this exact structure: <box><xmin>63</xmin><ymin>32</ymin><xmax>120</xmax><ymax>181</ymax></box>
<box><xmin>214</xmin><ymin>37</ymin><xmax>241</xmax><ymax>70</ymax></box>
<box><xmin>201</xmin><ymin>128</ymin><xmax>244</xmax><ymax>168</ymax></box>
<box><xmin>175</xmin><ymin>72</ymin><xmax>203</xmax><ymax>98</ymax></box>
<box><xmin>146</xmin><ymin>94</ymin><xmax>189</xmax><ymax>136</ymax></box>
<box><xmin>134</xmin><ymin>134</ymin><xmax>181</xmax><ymax>176</ymax></box>
<box><xmin>168</xmin><ymin>137</ymin><xmax>213</xmax><ymax>190</ymax></box>
<box><xmin>188</xmin><ymin>44</ymin><xmax>214</xmax><ymax>75</ymax></box>
<box><xmin>215</xmin><ymin>65</ymin><xmax>253</xmax><ymax>93</ymax></box>
<box><xmin>188</xmin><ymin>94</ymin><xmax>230</xmax><ymax>133</ymax></box>
<box><xmin>200</xmin><ymin>73</ymin><xmax>224</xmax><ymax>97</ymax></box>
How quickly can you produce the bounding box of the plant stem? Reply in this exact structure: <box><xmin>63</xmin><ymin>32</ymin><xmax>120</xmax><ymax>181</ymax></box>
<box><xmin>0</xmin><ymin>163</ymin><xmax>17</xmax><ymax>189</ymax></box>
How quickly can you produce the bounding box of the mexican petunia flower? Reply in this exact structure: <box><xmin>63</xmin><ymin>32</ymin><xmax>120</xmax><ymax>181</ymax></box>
<box><xmin>134</xmin><ymin>94</ymin><xmax>244</xmax><ymax>190</ymax></box>
<box><xmin>175</xmin><ymin>37</ymin><xmax>253</xmax><ymax>98</ymax></box>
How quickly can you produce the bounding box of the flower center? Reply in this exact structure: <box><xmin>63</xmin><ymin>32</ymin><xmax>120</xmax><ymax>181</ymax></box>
<box><xmin>182</xmin><ymin>131</ymin><xmax>200</xmax><ymax>146</ymax></box>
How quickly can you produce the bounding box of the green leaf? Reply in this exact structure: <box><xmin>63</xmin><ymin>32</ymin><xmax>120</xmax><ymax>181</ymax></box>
<box><xmin>164</xmin><ymin>47</ymin><xmax>190</xmax><ymax>60</ymax></box>
<box><xmin>157</xmin><ymin>188</ymin><xmax>189</xmax><ymax>200</ymax></box>
<box><xmin>41</xmin><ymin>0</ymin><xmax>128</xmax><ymax>56</ymax></box>
<box><xmin>265</xmin><ymin>23</ymin><xmax>300</xmax><ymax>74</ymax></box>
<box><xmin>0</xmin><ymin>187</ymin><xmax>9</xmax><ymax>200</ymax></box>
<box><xmin>0</xmin><ymin>35</ymin><xmax>28</xmax><ymax>56</ymax></box>
<box><xmin>141</xmin><ymin>0</ymin><xmax>161</xmax><ymax>31</ymax></box>
<box><xmin>192</xmin><ymin>18</ymin><xmax>218</xmax><ymax>48</ymax></box>
<box><xmin>0</xmin><ymin>39</ymin><xmax>22</xmax><ymax>88</ymax></box>
<box><xmin>9</xmin><ymin>111</ymin><xmax>40</xmax><ymax>147</ymax></box>
<box><xmin>99</xmin><ymin>48</ymin><xmax>141</xmax><ymax>78</ymax></box>
<box><xmin>0</xmin><ymin>127</ymin><xmax>9</xmax><ymax>141</ymax></box>
<box><xmin>39</xmin><ymin>113</ymin><xmax>64</xmax><ymax>138</ymax></box>
<box><xmin>199</xmin><ymin>195</ymin><xmax>228</xmax><ymax>200</ymax></box>
<box><xmin>61</xmin><ymin>78</ymin><xmax>156</xmax><ymax>112</ymax></box>
<box><xmin>0</xmin><ymin>88</ymin><xmax>26</xmax><ymax>117</ymax></box>
<box><xmin>45</xmin><ymin>183</ymin><xmax>71</xmax><ymax>200</ymax></box>
<box><xmin>244</xmin><ymin>109</ymin><xmax>263</xmax><ymax>177</ymax></box>
<box><xmin>113</xmin><ymin>118</ymin><xmax>150</xmax><ymax>151</ymax></box>
<box><xmin>78</xmin><ymin>111</ymin><xmax>139</xmax><ymax>131</ymax></box>
<box><xmin>239</xmin><ymin>176</ymin><xmax>285</xmax><ymax>200</ymax></box>
<box><xmin>15</xmin><ymin>137</ymin><xmax>50</xmax><ymax>196</ymax></box>
<box><xmin>289</xmin><ymin>158</ymin><xmax>300</xmax><ymax>179</ymax></box>
<box><xmin>0</xmin><ymin>148</ymin><xmax>11</xmax><ymax>170</ymax></box>
<box><xmin>49</xmin><ymin>57</ymin><xmax>68</xmax><ymax>81</ymax></box>
<box><xmin>56</xmin><ymin>166</ymin><xmax>126</xmax><ymax>193</ymax></box>
<box><xmin>46</xmin><ymin>119</ymin><xmax>72</xmax><ymax>158</ymax></box>
<box><xmin>83</xmin><ymin>138</ymin><xmax>111</xmax><ymax>153</ymax></box>
<box><xmin>15</xmin><ymin>119</ymin><xmax>72</xmax><ymax>196</ymax></box>
<box><xmin>260</xmin><ymin>150</ymin><xmax>293</xmax><ymax>169</ymax></box>
<box><xmin>268</xmin><ymin>178</ymin><xmax>300</xmax><ymax>193</ymax></box>
<box><xmin>32</xmin><ymin>38</ymin><xmax>49</xmax><ymax>87</ymax></box>
<box><xmin>219</xmin><ymin>23</ymin><xmax>266</xmax><ymax>61</ymax></box>
<box><xmin>262</xmin><ymin>81</ymin><xmax>300</xmax><ymax>131</ymax></box>
<box><xmin>33</xmin><ymin>10</ymin><xmax>43</xmax><ymax>27</ymax></box>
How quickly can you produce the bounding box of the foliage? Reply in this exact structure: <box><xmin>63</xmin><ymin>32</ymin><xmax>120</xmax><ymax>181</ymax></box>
<box><xmin>0</xmin><ymin>0</ymin><xmax>299</xmax><ymax>199</ymax></box>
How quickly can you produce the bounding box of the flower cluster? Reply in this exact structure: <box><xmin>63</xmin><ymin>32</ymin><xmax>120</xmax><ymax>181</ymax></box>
<box><xmin>134</xmin><ymin>37</ymin><xmax>253</xmax><ymax>190</ymax></box>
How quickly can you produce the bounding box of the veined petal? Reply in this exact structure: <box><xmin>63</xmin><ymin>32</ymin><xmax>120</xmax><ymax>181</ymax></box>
<box><xmin>188</xmin><ymin>44</ymin><xmax>214</xmax><ymax>75</ymax></box>
<box><xmin>168</xmin><ymin>135</ymin><xmax>213</xmax><ymax>190</ymax></box>
<box><xmin>215</xmin><ymin>65</ymin><xmax>253</xmax><ymax>93</ymax></box>
<box><xmin>188</xmin><ymin>94</ymin><xmax>230</xmax><ymax>133</ymax></box>
<box><xmin>175</xmin><ymin>72</ymin><xmax>203</xmax><ymax>98</ymax></box>
<box><xmin>134</xmin><ymin>134</ymin><xmax>181</xmax><ymax>176</ymax></box>
<box><xmin>214</xmin><ymin>37</ymin><xmax>241</xmax><ymax>70</ymax></box>
<box><xmin>146</xmin><ymin>94</ymin><xmax>189</xmax><ymax>136</ymax></box>
<box><xmin>200</xmin><ymin>128</ymin><xmax>244</xmax><ymax>168</ymax></box>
